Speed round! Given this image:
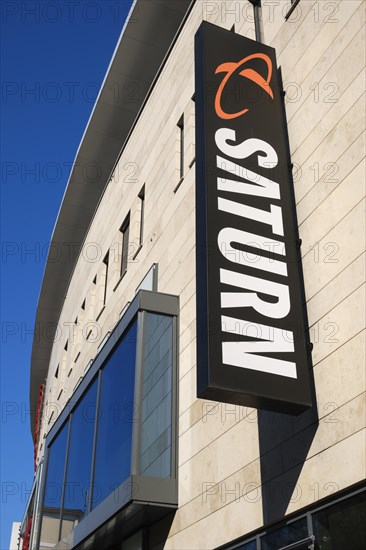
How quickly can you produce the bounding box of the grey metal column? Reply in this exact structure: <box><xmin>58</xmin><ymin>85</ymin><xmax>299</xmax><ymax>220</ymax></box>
<box><xmin>248</xmin><ymin>0</ymin><xmax>263</xmax><ymax>42</ymax></box>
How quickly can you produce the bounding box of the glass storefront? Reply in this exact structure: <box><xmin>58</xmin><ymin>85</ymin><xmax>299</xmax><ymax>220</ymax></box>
<box><xmin>261</xmin><ymin>517</ymin><xmax>308</xmax><ymax>549</ymax></box>
<box><xmin>225</xmin><ymin>488</ymin><xmax>365</xmax><ymax>550</ymax></box>
<box><xmin>312</xmin><ymin>491</ymin><xmax>366</xmax><ymax>550</ymax></box>
<box><xmin>37</xmin><ymin>292</ymin><xmax>178</xmax><ymax>550</ymax></box>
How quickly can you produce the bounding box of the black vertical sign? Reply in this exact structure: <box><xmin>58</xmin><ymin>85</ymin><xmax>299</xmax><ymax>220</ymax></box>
<box><xmin>195</xmin><ymin>22</ymin><xmax>312</xmax><ymax>414</ymax></box>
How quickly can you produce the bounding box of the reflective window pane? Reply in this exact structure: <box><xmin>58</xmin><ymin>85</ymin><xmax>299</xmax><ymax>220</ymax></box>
<box><xmin>39</xmin><ymin>421</ymin><xmax>69</xmax><ymax>550</ymax></box>
<box><xmin>313</xmin><ymin>491</ymin><xmax>366</xmax><ymax>550</ymax></box>
<box><xmin>233</xmin><ymin>540</ymin><xmax>257</xmax><ymax>550</ymax></box>
<box><xmin>92</xmin><ymin>320</ymin><xmax>137</xmax><ymax>509</ymax></box>
<box><xmin>60</xmin><ymin>378</ymin><xmax>98</xmax><ymax>542</ymax></box>
<box><xmin>261</xmin><ymin>517</ymin><xmax>308</xmax><ymax>550</ymax></box>
<box><xmin>121</xmin><ymin>529</ymin><xmax>143</xmax><ymax>550</ymax></box>
<box><xmin>140</xmin><ymin>313</ymin><xmax>173</xmax><ymax>478</ymax></box>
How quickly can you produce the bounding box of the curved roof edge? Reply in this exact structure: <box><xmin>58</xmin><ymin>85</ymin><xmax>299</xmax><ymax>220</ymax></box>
<box><xmin>30</xmin><ymin>0</ymin><xmax>195</xmax><ymax>437</ymax></box>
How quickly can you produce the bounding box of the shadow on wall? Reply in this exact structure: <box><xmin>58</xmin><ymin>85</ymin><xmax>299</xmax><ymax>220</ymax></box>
<box><xmin>258</xmin><ymin>65</ymin><xmax>319</xmax><ymax>526</ymax></box>
<box><xmin>258</xmin><ymin>372</ymin><xmax>319</xmax><ymax>525</ymax></box>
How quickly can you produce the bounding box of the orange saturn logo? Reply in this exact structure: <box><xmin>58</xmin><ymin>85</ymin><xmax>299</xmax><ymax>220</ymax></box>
<box><xmin>214</xmin><ymin>53</ymin><xmax>274</xmax><ymax>119</ymax></box>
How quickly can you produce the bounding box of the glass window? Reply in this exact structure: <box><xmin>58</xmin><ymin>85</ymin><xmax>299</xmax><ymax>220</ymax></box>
<box><xmin>103</xmin><ymin>252</ymin><xmax>109</xmax><ymax>306</ymax></box>
<box><xmin>140</xmin><ymin>313</ymin><xmax>173</xmax><ymax>478</ymax></box>
<box><xmin>39</xmin><ymin>421</ymin><xmax>69</xmax><ymax>550</ymax></box>
<box><xmin>60</xmin><ymin>378</ymin><xmax>98</xmax><ymax>542</ymax></box>
<box><xmin>122</xmin><ymin>529</ymin><xmax>143</xmax><ymax>550</ymax></box>
<box><xmin>92</xmin><ymin>320</ymin><xmax>137</xmax><ymax>509</ymax></box>
<box><xmin>313</xmin><ymin>491</ymin><xmax>366</xmax><ymax>550</ymax></box>
<box><xmin>135</xmin><ymin>264</ymin><xmax>157</xmax><ymax>294</ymax></box>
<box><xmin>285</xmin><ymin>0</ymin><xmax>301</xmax><ymax>19</ymax></box>
<box><xmin>260</xmin><ymin>517</ymin><xmax>308</xmax><ymax>550</ymax></box>
<box><xmin>177</xmin><ymin>115</ymin><xmax>184</xmax><ymax>179</ymax></box>
<box><xmin>138</xmin><ymin>186</ymin><xmax>145</xmax><ymax>247</ymax></box>
<box><xmin>233</xmin><ymin>541</ymin><xmax>257</xmax><ymax>550</ymax></box>
<box><xmin>121</xmin><ymin>214</ymin><xmax>130</xmax><ymax>277</ymax></box>
<box><xmin>38</xmin><ymin>300</ymin><xmax>178</xmax><ymax>546</ymax></box>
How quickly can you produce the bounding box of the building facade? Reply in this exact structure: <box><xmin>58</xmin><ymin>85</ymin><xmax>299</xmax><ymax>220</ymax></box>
<box><xmin>10</xmin><ymin>522</ymin><xmax>21</xmax><ymax>550</ymax></box>
<box><xmin>20</xmin><ymin>1</ymin><xmax>365</xmax><ymax>549</ymax></box>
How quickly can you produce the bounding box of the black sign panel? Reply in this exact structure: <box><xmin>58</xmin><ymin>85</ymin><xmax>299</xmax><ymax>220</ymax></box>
<box><xmin>195</xmin><ymin>22</ymin><xmax>312</xmax><ymax>414</ymax></box>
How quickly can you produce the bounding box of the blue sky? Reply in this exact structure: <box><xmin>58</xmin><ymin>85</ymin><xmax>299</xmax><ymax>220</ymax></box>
<box><xmin>0</xmin><ymin>1</ymin><xmax>133</xmax><ymax>547</ymax></box>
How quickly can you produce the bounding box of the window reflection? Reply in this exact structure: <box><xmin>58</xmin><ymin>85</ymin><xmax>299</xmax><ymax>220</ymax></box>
<box><xmin>60</xmin><ymin>378</ymin><xmax>98</xmax><ymax>543</ymax></box>
<box><xmin>92</xmin><ymin>320</ymin><xmax>137</xmax><ymax>509</ymax></box>
<box><xmin>140</xmin><ymin>313</ymin><xmax>173</xmax><ymax>478</ymax></box>
<box><xmin>39</xmin><ymin>421</ymin><xmax>69</xmax><ymax>550</ymax></box>
<box><xmin>121</xmin><ymin>529</ymin><xmax>143</xmax><ymax>550</ymax></box>
<box><xmin>313</xmin><ymin>491</ymin><xmax>366</xmax><ymax>550</ymax></box>
<box><xmin>234</xmin><ymin>541</ymin><xmax>257</xmax><ymax>550</ymax></box>
<box><xmin>260</xmin><ymin>517</ymin><xmax>308</xmax><ymax>550</ymax></box>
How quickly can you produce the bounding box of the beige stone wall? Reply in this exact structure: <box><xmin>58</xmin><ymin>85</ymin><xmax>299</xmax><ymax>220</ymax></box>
<box><xmin>36</xmin><ymin>0</ymin><xmax>365</xmax><ymax>547</ymax></box>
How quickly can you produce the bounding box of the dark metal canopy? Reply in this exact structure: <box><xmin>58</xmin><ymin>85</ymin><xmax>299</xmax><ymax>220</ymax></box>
<box><xmin>30</xmin><ymin>0</ymin><xmax>194</xmax><ymax>436</ymax></box>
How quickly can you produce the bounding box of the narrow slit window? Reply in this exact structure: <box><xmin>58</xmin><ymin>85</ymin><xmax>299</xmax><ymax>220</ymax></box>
<box><xmin>285</xmin><ymin>0</ymin><xmax>301</xmax><ymax>19</ymax></box>
<box><xmin>103</xmin><ymin>252</ymin><xmax>109</xmax><ymax>306</ymax></box>
<box><xmin>120</xmin><ymin>213</ymin><xmax>130</xmax><ymax>277</ymax></box>
<box><xmin>47</xmin><ymin>411</ymin><xmax>54</xmax><ymax>425</ymax></box>
<box><xmin>138</xmin><ymin>186</ymin><xmax>145</xmax><ymax>247</ymax></box>
<box><xmin>177</xmin><ymin>115</ymin><xmax>184</xmax><ymax>179</ymax></box>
